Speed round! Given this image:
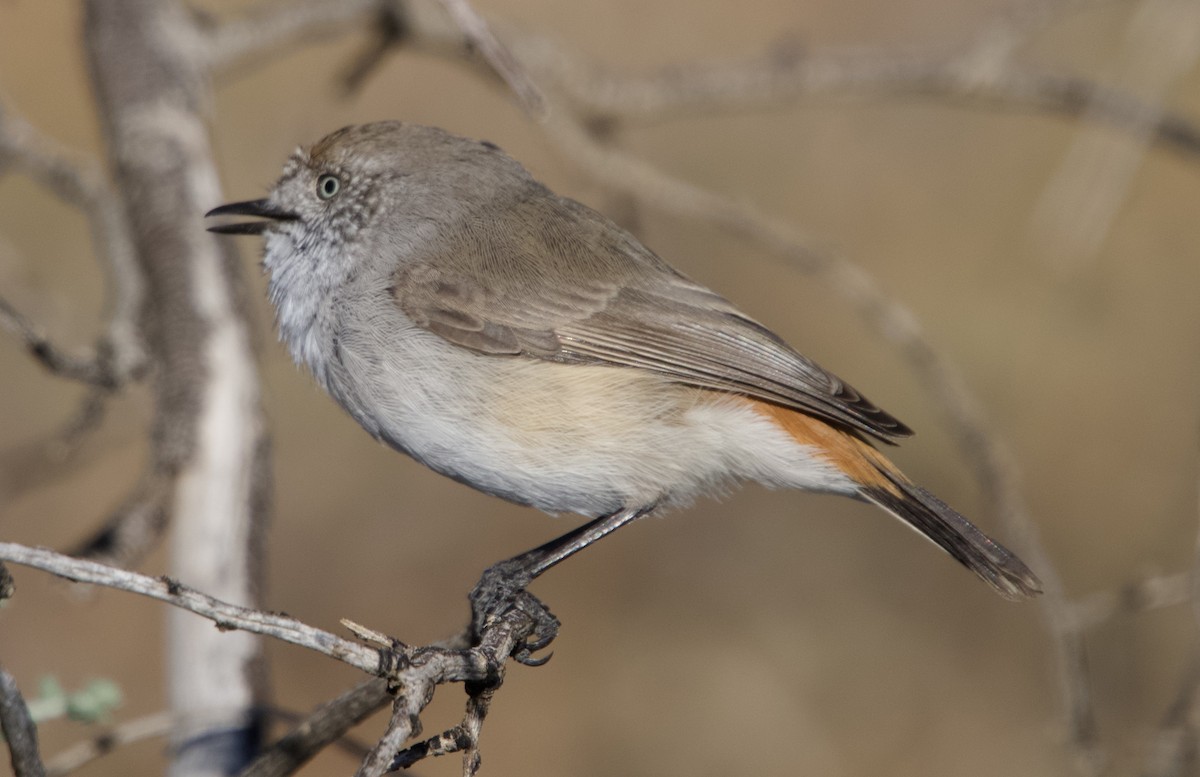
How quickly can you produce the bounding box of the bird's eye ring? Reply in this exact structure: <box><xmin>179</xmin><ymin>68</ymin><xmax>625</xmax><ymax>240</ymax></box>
<box><xmin>316</xmin><ymin>174</ymin><xmax>341</xmax><ymax>200</ymax></box>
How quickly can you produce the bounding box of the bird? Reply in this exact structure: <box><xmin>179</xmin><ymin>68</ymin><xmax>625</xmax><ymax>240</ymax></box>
<box><xmin>206</xmin><ymin>121</ymin><xmax>1040</xmax><ymax>643</ymax></box>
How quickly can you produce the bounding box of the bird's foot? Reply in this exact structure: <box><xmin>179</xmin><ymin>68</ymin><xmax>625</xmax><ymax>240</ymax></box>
<box><xmin>468</xmin><ymin>558</ymin><xmax>560</xmax><ymax>666</ymax></box>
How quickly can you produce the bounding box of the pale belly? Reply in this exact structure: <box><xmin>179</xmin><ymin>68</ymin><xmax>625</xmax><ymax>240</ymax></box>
<box><xmin>321</xmin><ymin>324</ymin><xmax>853</xmax><ymax>516</ymax></box>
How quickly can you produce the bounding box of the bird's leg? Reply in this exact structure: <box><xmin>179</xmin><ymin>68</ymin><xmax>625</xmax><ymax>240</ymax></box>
<box><xmin>469</xmin><ymin>506</ymin><xmax>652</xmax><ymax>664</ymax></box>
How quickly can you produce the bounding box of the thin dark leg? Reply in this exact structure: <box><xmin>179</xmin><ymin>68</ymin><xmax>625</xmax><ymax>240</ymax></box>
<box><xmin>512</xmin><ymin>506</ymin><xmax>651</xmax><ymax>579</ymax></box>
<box><xmin>469</xmin><ymin>506</ymin><xmax>652</xmax><ymax>663</ymax></box>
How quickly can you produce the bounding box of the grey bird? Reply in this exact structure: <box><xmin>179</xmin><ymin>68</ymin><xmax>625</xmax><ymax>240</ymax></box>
<box><xmin>207</xmin><ymin>121</ymin><xmax>1040</xmax><ymax>651</ymax></box>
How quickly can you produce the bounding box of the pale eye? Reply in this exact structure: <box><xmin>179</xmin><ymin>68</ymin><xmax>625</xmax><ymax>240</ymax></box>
<box><xmin>316</xmin><ymin>174</ymin><xmax>341</xmax><ymax>200</ymax></box>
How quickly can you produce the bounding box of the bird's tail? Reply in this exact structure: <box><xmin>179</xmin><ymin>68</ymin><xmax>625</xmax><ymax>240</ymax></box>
<box><xmin>861</xmin><ymin>476</ymin><xmax>1042</xmax><ymax>600</ymax></box>
<box><xmin>740</xmin><ymin>396</ymin><xmax>1041</xmax><ymax>599</ymax></box>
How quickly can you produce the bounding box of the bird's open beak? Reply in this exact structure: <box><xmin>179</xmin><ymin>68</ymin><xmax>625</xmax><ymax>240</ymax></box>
<box><xmin>205</xmin><ymin>199</ymin><xmax>299</xmax><ymax>235</ymax></box>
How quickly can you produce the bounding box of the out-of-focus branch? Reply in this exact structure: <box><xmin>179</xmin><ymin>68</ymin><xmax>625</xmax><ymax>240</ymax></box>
<box><xmin>431</xmin><ymin>0</ymin><xmax>546</xmax><ymax>118</ymax></box>
<box><xmin>1032</xmin><ymin>0</ymin><xmax>1200</xmax><ymax>272</ymax></box>
<box><xmin>1073</xmin><ymin>569</ymin><xmax>1193</xmax><ymax>629</ymax></box>
<box><xmin>240</xmin><ymin>681</ymin><xmax>390</xmax><ymax>777</ymax></box>
<box><xmin>200</xmin><ymin>0</ymin><xmax>381</xmax><ymax>73</ymax></box>
<box><xmin>509</xmin><ymin>33</ymin><xmax>1200</xmax><ymax>162</ymax></box>
<box><xmin>203</xmin><ymin>0</ymin><xmax>1200</xmax><ymax>163</ymax></box>
<box><xmin>44</xmin><ymin>711</ymin><xmax>173</xmax><ymax>777</ymax></box>
<box><xmin>0</xmin><ymin>295</ymin><xmax>116</xmax><ymax>386</ymax></box>
<box><xmin>84</xmin><ymin>2</ymin><xmax>276</xmax><ymax>773</ymax></box>
<box><xmin>0</xmin><ymin>103</ymin><xmax>144</xmax><ymax>384</ymax></box>
<box><xmin>68</xmin><ymin>468</ymin><xmax>171</xmax><ymax>567</ymax></box>
<box><xmin>0</xmin><ymin>666</ymin><xmax>47</xmax><ymax>777</ymax></box>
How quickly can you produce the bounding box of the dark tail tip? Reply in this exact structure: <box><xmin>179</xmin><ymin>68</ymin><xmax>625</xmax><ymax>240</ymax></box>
<box><xmin>864</xmin><ymin>483</ymin><xmax>1042</xmax><ymax>601</ymax></box>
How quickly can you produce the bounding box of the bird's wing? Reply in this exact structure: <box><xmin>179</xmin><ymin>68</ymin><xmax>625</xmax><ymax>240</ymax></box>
<box><xmin>393</xmin><ymin>192</ymin><xmax>912</xmax><ymax>443</ymax></box>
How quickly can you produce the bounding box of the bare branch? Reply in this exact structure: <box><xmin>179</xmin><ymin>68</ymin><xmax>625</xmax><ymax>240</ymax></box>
<box><xmin>1142</xmin><ymin>658</ymin><xmax>1200</xmax><ymax>777</ymax></box>
<box><xmin>1032</xmin><ymin>0</ymin><xmax>1200</xmax><ymax>271</ymax></box>
<box><xmin>0</xmin><ymin>103</ymin><xmax>144</xmax><ymax>383</ymax></box>
<box><xmin>0</xmin><ymin>295</ymin><xmax>115</xmax><ymax>386</ymax></box>
<box><xmin>69</xmin><ymin>468</ymin><xmax>171</xmax><ymax>567</ymax></box>
<box><xmin>201</xmin><ymin>0</ymin><xmax>381</xmax><ymax>73</ymax></box>
<box><xmin>355</xmin><ymin>692</ymin><xmax>428</xmax><ymax>777</ymax></box>
<box><xmin>431</xmin><ymin>0</ymin><xmax>547</xmax><ymax>118</ymax></box>
<box><xmin>205</xmin><ymin>0</ymin><xmax>1200</xmax><ymax>164</ymax></box>
<box><xmin>0</xmin><ymin>666</ymin><xmax>47</xmax><ymax>777</ymax></box>
<box><xmin>0</xmin><ymin>386</ymin><xmax>134</xmax><ymax>508</ymax></box>
<box><xmin>43</xmin><ymin>697</ymin><xmax>387</xmax><ymax>777</ymax></box>
<box><xmin>2</xmin><ymin>541</ymin><xmax>547</xmax><ymax>773</ymax></box>
<box><xmin>391</xmin><ymin>724</ymin><xmax>471</xmax><ymax>770</ymax></box>
<box><xmin>1072</xmin><ymin>570</ymin><xmax>1194</xmax><ymax>630</ymax></box>
<box><xmin>44</xmin><ymin>711</ymin><xmax>173</xmax><ymax>777</ymax></box>
<box><xmin>84</xmin><ymin>2</ymin><xmax>276</xmax><ymax>771</ymax></box>
<box><xmin>240</xmin><ymin>682</ymin><xmax>390</xmax><ymax>777</ymax></box>
<box><xmin>0</xmin><ymin>542</ymin><xmax>380</xmax><ymax>674</ymax></box>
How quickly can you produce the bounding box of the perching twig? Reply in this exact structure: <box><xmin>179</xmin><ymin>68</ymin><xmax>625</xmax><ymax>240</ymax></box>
<box><xmin>0</xmin><ymin>540</ymin><xmax>544</xmax><ymax>776</ymax></box>
<box><xmin>0</xmin><ymin>542</ymin><xmax>378</xmax><ymax>673</ymax></box>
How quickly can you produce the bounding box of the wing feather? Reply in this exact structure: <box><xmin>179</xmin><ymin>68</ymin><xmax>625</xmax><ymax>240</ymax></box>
<box><xmin>394</xmin><ymin>190</ymin><xmax>912</xmax><ymax>442</ymax></box>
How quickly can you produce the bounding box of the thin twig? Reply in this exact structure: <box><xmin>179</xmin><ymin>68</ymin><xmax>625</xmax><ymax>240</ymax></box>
<box><xmin>431</xmin><ymin>0</ymin><xmax>547</xmax><ymax>118</ymax></box>
<box><xmin>1072</xmin><ymin>570</ymin><xmax>1194</xmax><ymax>630</ymax></box>
<box><xmin>0</xmin><ymin>542</ymin><xmax>379</xmax><ymax>674</ymax></box>
<box><xmin>201</xmin><ymin>0</ymin><xmax>380</xmax><ymax>72</ymax></box>
<box><xmin>391</xmin><ymin>725</ymin><xmax>471</xmax><ymax>769</ymax></box>
<box><xmin>0</xmin><ymin>103</ymin><xmax>144</xmax><ymax>383</ymax></box>
<box><xmin>0</xmin><ymin>666</ymin><xmax>47</xmax><ymax>777</ymax></box>
<box><xmin>240</xmin><ymin>682</ymin><xmax>391</xmax><ymax>777</ymax></box>
<box><xmin>43</xmin><ymin>711</ymin><xmax>173</xmax><ymax>777</ymax></box>
<box><xmin>0</xmin><ymin>295</ymin><xmax>115</xmax><ymax>386</ymax></box>
<box><xmin>68</xmin><ymin>469</ymin><xmax>171</xmax><ymax>567</ymax></box>
<box><xmin>1032</xmin><ymin>0</ymin><xmax>1200</xmax><ymax>271</ymax></box>
<box><xmin>2</xmin><ymin>541</ymin><xmax>540</xmax><ymax>775</ymax></box>
<box><xmin>203</xmin><ymin>0</ymin><xmax>1200</xmax><ymax>161</ymax></box>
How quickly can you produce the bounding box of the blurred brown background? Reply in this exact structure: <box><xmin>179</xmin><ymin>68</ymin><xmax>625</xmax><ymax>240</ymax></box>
<box><xmin>3</xmin><ymin>1</ymin><xmax>1200</xmax><ymax>775</ymax></box>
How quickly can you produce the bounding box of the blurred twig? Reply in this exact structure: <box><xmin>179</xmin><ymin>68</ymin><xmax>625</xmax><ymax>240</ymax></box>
<box><xmin>431</xmin><ymin>0</ymin><xmax>547</xmax><ymax>118</ymax></box>
<box><xmin>44</xmin><ymin>711</ymin><xmax>173</xmax><ymax>777</ymax></box>
<box><xmin>1032</xmin><ymin>0</ymin><xmax>1200</xmax><ymax>272</ymax></box>
<box><xmin>240</xmin><ymin>684</ymin><xmax>388</xmax><ymax>777</ymax></box>
<box><xmin>201</xmin><ymin>0</ymin><xmax>380</xmax><ymax>72</ymax></box>
<box><xmin>207</xmin><ymin>0</ymin><xmax>1200</xmax><ymax>162</ymax></box>
<box><xmin>0</xmin><ymin>102</ymin><xmax>144</xmax><ymax>385</ymax></box>
<box><xmin>0</xmin><ymin>295</ymin><xmax>115</xmax><ymax>386</ymax></box>
<box><xmin>84</xmin><ymin>3</ymin><xmax>276</xmax><ymax>772</ymax></box>
<box><xmin>68</xmin><ymin>468</ymin><xmax>171</xmax><ymax>566</ymax></box>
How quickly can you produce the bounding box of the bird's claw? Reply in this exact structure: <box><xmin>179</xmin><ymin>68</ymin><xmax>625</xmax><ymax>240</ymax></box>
<box><xmin>469</xmin><ymin>560</ymin><xmax>560</xmax><ymax>665</ymax></box>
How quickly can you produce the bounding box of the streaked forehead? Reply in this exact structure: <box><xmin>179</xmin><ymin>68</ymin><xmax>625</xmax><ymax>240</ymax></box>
<box><xmin>306</xmin><ymin>122</ymin><xmax>457</xmax><ymax>168</ymax></box>
<box><xmin>275</xmin><ymin>121</ymin><xmax>531</xmax><ymax>189</ymax></box>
